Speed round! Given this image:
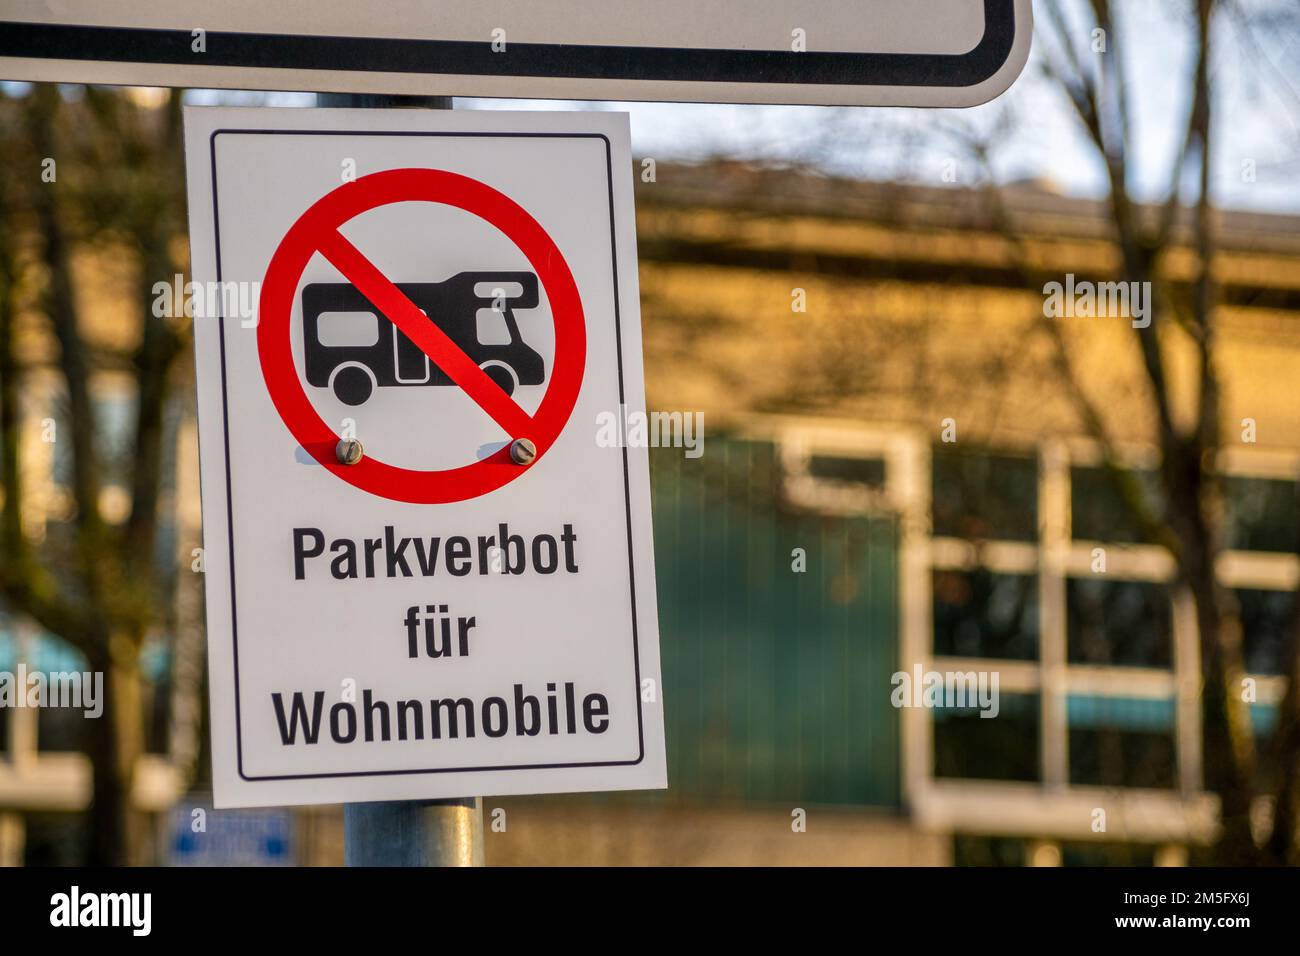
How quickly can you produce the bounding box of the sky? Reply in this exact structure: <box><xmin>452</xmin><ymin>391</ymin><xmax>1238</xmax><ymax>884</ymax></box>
<box><xmin>454</xmin><ymin>0</ymin><xmax>1300</xmax><ymax>214</ymax></box>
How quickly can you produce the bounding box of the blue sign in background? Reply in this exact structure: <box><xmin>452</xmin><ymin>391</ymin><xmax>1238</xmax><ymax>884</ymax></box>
<box><xmin>169</xmin><ymin>797</ymin><xmax>293</xmax><ymax>867</ymax></box>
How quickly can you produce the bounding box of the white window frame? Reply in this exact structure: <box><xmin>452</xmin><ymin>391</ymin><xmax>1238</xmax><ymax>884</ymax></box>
<box><xmin>751</xmin><ymin>416</ymin><xmax>1297</xmax><ymax>846</ymax></box>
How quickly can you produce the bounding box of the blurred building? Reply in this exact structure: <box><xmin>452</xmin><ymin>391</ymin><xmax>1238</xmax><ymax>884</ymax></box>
<box><xmin>4</xmin><ymin>160</ymin><xmax>1299</xmax><ymax>866</ymax></box>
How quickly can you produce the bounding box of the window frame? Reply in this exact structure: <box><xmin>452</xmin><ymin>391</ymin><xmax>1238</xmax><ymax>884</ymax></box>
<box><xmin>752</xmin><ymin>418</ymin><xmax>1297</xmax><ymax>843</ymax></box>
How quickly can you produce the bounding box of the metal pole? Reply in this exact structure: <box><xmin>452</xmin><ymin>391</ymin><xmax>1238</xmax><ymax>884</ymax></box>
<box><xmin>344</xmin><ymin>799</ymin><xmax>485</xmax><ymax>867</ymax></box>
<box><xmin>317</xmin><ymin>89</ymin><xmax>479</xmax><ymax>867</ymax></box>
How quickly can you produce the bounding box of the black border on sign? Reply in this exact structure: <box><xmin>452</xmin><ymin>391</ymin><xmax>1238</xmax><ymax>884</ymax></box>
<box><xmin>210</xmin><ymin>128</ymin><xmax>646</xmax><ymax>782</ymax></box>
<box><xmin>3</xmin><ymin>0</ymin><xmax>1016</xmax><ymax>89</ymax></box>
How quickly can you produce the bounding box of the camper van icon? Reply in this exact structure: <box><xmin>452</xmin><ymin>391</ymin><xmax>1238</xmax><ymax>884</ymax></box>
<box><xmin>301</xmin><ymin>271</ymin><xmax>545</xmax><ymax>406</ymax></box>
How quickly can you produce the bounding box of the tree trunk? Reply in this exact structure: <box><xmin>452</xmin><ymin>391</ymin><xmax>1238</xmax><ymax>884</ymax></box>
<box><xmin>1193</xmin><ymin>582</ymin><xmax>1259</xmax><ymax>862</ymax></box>
<box><xmin>1175</xmin><ymin>472</ymin><xmax>1259</xmax><ymax>863</ymax></box>
<box><xmin>86</xmin><ymin>643</ymin><xmax>147</xmax><ymax>866</ymax></box>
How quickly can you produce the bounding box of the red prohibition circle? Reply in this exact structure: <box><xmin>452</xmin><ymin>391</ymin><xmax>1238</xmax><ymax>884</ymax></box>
<box><xmin>258</xmin><ymin>168</ymin><xmax>586</xmax><ymax>504</ymax></box>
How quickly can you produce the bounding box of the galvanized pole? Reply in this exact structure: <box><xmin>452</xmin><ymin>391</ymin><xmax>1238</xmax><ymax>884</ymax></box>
<box><xmin>344</xmin><ymin>799</ymin><xmax>484</xmax><ymax>867</ymax></box>
<box><xmin>317</xmin><ymin>90</ymin><xmax>482</xmax><ymax>867</ymax></box>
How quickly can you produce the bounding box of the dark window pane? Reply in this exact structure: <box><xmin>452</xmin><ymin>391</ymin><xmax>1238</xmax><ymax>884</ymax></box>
<box><xmin>933</xmin><ymin>570</ymin><xmax>1038</xmax><ymax>660</ymax></box>
<box><xmin>953</xmin><ymin>836</ymin><xmax>1026</xmax><ymax>866</ymax></box>
<box><xmin>20</xmin><ymin>813</ymin><xmax>87</xmax><ymax>866</ymax></box>
<box><xmin>935</xmin><ymin>692</ymin><xmax>1039</xmax><ymax>782</ymax></box>
<box><xmin>1226</xmin><ymin>477</ymin><xmax>1298</xmax><ymax>553</ymax></box>
<box><xmin>1067</xmin><ymin>578</ymin><xmax>1172</xmax><ymax>668</ymax></box>
<box><xmin>1061</xmin><ymin>843</ymin><xmax>1157</xmax><ymax>866</ymax></box>
<box><xmin>1067</xmin><ymin>695</ymin><xmax>1177</xmax><ymax>789</ymax></box>
<box><xmin>1236</xmin><ymin>588</ymin><xmax>1295</xmax><ymax>676</ymax></box>
<box><xmin>30</xmin><ymin>636</ymin><xmax>91</xmax><ymax>752</ymax></box>
<box><xmin>1070</xmin><ymin>466</ymin><xmax>1162</xmax><ymax>544</ymax></box>
<box><xmin>807</xmin><ymin>454</ymin><xmax>886</xmax><ymax>488</ymax></box>
<box><xmin>932</xmin><ymin>448</ymin><xmax>1038</xmax><ymax>542</ymax></box>
<box><xmin>37</xmin><ymin>700</ymin><xmax>86</xmax><ymax>752</ymax></box>
<box><xmin>1069</xmin><ymin>729</ymin><xmax>1176</xmax><ymax>789</ymax></box>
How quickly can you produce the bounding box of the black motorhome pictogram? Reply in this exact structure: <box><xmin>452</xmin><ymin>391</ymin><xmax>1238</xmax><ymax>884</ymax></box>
<box><xmin>301</xmin><ymin>271</ymin><xmax>545</xmax><ymax>406</ymax></box>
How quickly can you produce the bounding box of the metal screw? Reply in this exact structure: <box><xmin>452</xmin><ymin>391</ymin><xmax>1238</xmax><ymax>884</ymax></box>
<box><xmin>509</xmin><ymin>438</ymin><xmax>537</xmax><ymax>466</ymax></box>
<box><xmin>336</xmin><ymin>438</ymin><xmax>364</xmax><ymax>465</ymax></box>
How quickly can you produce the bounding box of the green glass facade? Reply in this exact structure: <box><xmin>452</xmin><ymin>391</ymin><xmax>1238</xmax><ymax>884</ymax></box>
<box><xmin>650</xmin><ymin>438</ymin><xmax>901</xmax><ymax>807</ymax></box>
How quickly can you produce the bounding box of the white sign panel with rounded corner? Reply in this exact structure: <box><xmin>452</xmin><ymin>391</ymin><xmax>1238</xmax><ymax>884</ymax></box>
<box><xmin>3</xmin><ymin>0</ymin><xmax>1032</xmax><ymax>107</ymax></box>
<box><xmin>182</xmin><ymin>106</ymin><xmax>666</xmax><ymax>807</ymax></box>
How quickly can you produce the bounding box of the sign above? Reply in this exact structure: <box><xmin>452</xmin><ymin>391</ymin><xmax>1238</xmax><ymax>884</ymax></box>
<box><xmin>183</xmin><ymin>107</ymin><xmax>666</xmax><ymax>807</ymax></box>
<box><xmin>2</xmin><ymin>0</ymin><xmax>1033</xmax><ymax>107</ymax></box>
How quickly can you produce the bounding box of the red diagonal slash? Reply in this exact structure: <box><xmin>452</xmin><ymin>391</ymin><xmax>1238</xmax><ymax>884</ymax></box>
<box><xmin>315</xmin><ymin>227</ymin><xmax>535</xmax><ymax>441</ymax></box>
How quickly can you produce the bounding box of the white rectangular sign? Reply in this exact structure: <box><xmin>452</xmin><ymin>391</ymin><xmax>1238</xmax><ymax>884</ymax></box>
<box><xmin>183</xmin><ymin>106</ymin><xmax>666</xmax><ymax>807</ymax></box>
<box><xmin>3</xmin><ymin>0</ymin><xmax>1032</xmax><ymax>107</ymax></box>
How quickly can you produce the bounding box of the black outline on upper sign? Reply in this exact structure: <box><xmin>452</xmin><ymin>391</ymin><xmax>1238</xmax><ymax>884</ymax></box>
<box><xmin>210</xmin><ymin>128</ymin><xmax>646</xmax><ymax>782</ymax></box>
<box><xmin>3</xmin><ymin>0</ymin><xmax>1017</xmax><ymax>89</ymax></box>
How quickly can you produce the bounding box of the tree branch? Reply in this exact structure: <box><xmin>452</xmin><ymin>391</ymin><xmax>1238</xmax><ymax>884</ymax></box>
<box><xmin>24</xmin><ymin>86</ymin><xmax>110</xmax><ymax>608</ymax></box>
<box><xmin>124</xmin><ymin>89</ymin><xmax>186</xmax><ymax>579</ymax></box>
<box><xmin>0</xmin><ymin>158</ymin><xmax>98</xmax><ymax>655</ymax></box>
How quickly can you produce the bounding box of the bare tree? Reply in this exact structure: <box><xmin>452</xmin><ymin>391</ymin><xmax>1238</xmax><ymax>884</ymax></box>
<box><xmin>1024</xmin><ymin>0</ymin><xmax>1292</xmax><ymax>864</ymax></box>
<box><xmin>0</xmin><ymin>85</ymin><xmax>190</xmax><ymax>865</ymax></box>
<box><xmin>914</xmin><ymin>0</ymin><xmax>1293</xmax><ymax>862</ymax></box>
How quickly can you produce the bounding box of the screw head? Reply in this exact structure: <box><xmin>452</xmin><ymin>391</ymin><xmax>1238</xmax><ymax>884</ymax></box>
<box><xmin>335</xmin><ymin>438</ymin><xmax>364</xmax><ymax>466</ymax></box>
<box><xmin>509</xmin><ymin>438</ymin><xmax>537</xmax><ymax>465</ymax></box>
